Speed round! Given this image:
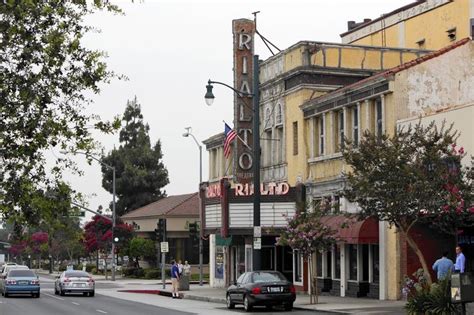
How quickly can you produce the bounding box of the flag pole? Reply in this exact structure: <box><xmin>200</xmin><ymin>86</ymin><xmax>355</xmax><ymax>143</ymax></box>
<box><xmin>223</xmin><ymin>120</ymin><xmax>251</xmax><ymax>150</ymax></box>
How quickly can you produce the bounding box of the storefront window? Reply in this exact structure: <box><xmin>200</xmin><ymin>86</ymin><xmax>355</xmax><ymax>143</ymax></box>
<box><xmin>348</xmin><ymin>244</ymin><xmax>358</xmax><ymax>281</ymax></box>
<box><xmin>326</xmin><ymin>250</ymin><xmax>332</xmax><ymax>278</ymax></box>
<box><xmin>294</xmin><ymin>250</ymin><xmax>303</xmax><ymax>283</ymax></box>
<box><xmin>316</xmin><ymin>252</ymin><xmax>323</xmax><ymax>278</ymax></box>
<box><xmin>372</xmin><ymin>245</ymin><xmax>380</xmax><ymax>283</ymax></box>
<box><xmin>335</xmin><ymin>245</ymin><xmax>341</xmax><ymax>279</ymax></box>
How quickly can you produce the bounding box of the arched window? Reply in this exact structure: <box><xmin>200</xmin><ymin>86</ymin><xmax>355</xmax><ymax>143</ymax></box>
<box><xmin>265</xmin><ymin>107</ymin><xmax>273</xmax><ymax>129</ymax></box>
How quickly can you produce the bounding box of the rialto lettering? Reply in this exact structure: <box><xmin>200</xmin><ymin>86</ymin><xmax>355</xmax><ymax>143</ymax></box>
<box><xmin>235</xmin><ymin>182</ymin><xmax>290</xmax><ymax>196</ymax></box>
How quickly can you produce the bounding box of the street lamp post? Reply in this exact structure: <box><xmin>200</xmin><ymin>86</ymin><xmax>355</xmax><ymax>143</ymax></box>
<box><xmin>204</xmin><ymin>54</ymin><xmax>261</xmax><ymax>271</ymax></box>
<box><xmin>182</xmin><ymin>127</ymin><xmax>204</xmax><ymax>286</ymax></box>
<box><xmin>61</xmin><ymin>150</ymin><xmax>117</xmax><ymax>281</ymax></box>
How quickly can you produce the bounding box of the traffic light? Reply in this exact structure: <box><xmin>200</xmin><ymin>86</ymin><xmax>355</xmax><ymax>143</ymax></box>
<box><xmin>189</xmin><ymin>222</ymin><xmax>198</xmax><ymax>240</ymax></box>
<box><xmin>155</xmin><ymin>218</ymin><xmax>166</xmax><ymax>242</ymax></box>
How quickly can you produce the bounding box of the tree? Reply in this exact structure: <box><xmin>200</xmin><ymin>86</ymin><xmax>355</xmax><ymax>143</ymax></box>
<box><xmin>0</xmin><ymin>1</ymin><xmax>122</xmax><ymax>225</ymax></box>
<box><xmin>276</xmin><ymin>204</ymin><xmax>340</xmax><ymax>304</ymax></box>
<box><xmin>101</xmin><ymin>97</ymin><xmax>169</xmax><ymax>216</ymax></box>
<box><xmin>127</xmin><ymin>237</ymin><xmax>156</xmax><ymax>268</ymax></box>
<box><xmin>342</xmin><ymin>122</ymin><xmax>473</xmax><ymax>285</ymax></box>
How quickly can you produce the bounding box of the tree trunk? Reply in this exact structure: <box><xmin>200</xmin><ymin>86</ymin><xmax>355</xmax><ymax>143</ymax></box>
<box><xmin>404</xmin><ymin>229</ymin><xmax>433</xmax><ymax>285</ymax></box>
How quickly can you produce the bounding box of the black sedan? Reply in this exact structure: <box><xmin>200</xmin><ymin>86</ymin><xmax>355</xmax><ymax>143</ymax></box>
<box><xmin>226</xmin><ymin>270</ymin><xmax>296</xmax><ymax>312</ymax></box>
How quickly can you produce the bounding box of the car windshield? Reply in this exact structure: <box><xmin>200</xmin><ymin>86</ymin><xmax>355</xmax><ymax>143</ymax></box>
<box><xmin>252</xmin><ymin>272</ymin><xmax>286</xmax><ymax>283</ymax></box>
<box><xmin>8</xmin><ymin>270</ymin><xmax>35</xmax><ymax>277</ymax></box>
<box><xmin>65</xmin><ymin>271</ymin><xmax>89</xmax><ymax>277</ymax></box>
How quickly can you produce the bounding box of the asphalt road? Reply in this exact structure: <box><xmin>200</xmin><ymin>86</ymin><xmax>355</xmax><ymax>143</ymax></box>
<box><xmin>0</xmin><ymin>277</ymin><xmax>335</xmax><ymax>315</ymax></box>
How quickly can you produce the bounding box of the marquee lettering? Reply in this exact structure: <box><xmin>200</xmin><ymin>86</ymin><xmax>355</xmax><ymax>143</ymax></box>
<box><xmin>235</xmin><ymin>182</ymin><xmax>290</xmax><ymax>196</ymax></box>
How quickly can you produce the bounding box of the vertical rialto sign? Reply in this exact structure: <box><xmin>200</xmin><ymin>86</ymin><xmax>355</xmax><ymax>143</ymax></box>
<box><xmin>232</xmin><ymin>19</ymin><xmax>256</xmax><ymax>184</ymax></box>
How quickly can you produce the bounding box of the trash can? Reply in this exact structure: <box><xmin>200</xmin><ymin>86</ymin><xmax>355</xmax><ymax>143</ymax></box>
<box><xmin>179</xmin><ymin>275</ymin><xmax>190</xmax><ymax>291</ymax></box>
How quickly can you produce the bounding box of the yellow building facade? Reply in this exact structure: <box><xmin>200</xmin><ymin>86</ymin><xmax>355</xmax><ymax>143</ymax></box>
<box><xmin>341</xmin><ymin>0</ymin><xmax>472</xmax><ymax>50</ymax></box>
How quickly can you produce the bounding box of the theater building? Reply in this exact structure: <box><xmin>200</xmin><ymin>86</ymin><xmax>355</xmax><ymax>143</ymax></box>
<box><xmin>202</xmin><ymin>17</ymin><xmax>428</xmax><ymax>292</ymax></box>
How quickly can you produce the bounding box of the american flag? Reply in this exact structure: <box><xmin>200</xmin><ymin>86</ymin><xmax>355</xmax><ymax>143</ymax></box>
<box><xmin>224</xmin><ymin>123</ymin><xmax>237</xmax><ymax>158</ymax></box>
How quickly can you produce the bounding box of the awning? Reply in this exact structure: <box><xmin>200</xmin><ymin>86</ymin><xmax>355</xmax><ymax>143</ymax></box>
<box><xmin>321</xmin><ymin>215</ymin><xmax>379</xmax><ymax>244</ymax></box>
<box><xmin>216</xmin><ymin>235</ymin><xmax>233</xmax><ymax>246</ymax></box>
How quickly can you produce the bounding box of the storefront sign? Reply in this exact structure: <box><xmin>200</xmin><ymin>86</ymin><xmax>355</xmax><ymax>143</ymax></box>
<box><xmin>235</xmin><ymin>182</ymin><xmax>290</xmax><ymax>196</ymax></box>
<box><xmin>253</xmin><ymin>226</ymin><xmax>261</xmax><ymax>238</ymax></box>
<box><xmin>233</xmin><ymin>19</ymin><xmax>256</xmax><ymax>183</ymax></box>
<box><xmin>206</xmin><ymin>183</ymin><xmax>221</xmax><ymax>198</ymax></box>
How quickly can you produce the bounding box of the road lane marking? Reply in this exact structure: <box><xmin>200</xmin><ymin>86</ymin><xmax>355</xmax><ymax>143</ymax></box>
<box><xmin>45</xmin><ymin>293</ymin><xmax>65</xmax><ymax>301</ymax></box>
<box><xmin>96</xmin><ymin>310</ymin><xmax>107</xmax><ymax>314</ymax></box>
<box><xmin>72</xmin><ymin>302</ymin><xmax>80</xmax><ymax>305</ymax></box>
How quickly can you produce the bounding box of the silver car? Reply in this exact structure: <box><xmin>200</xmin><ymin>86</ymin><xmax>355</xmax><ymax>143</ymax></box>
<box><xmin>54</xmin><ymin>270</ymin><xmax>95</xmax><ymax>297</ymax></box>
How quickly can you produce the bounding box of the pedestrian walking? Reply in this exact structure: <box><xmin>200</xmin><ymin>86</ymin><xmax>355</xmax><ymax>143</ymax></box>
<box><xmin>171</xmin><ymin>260</ymin><xmax>180</xmax><ymax>298</ymax></box>
<box><xmin>178</xmin><ymin>260</ymin><xmax>183</xmax><ymax>276</ymax></box>
<box><xmin>455</xmin><ymin>245</ymin><xmax>466</xmax><ymax>273</ymax></box>
<box><xmin>432</xmin><ymin>251</ymin><xmax>454</xmax><ymax>280</ymax></box>
<box><xmin>183</xmin><ymin>261</ymin><xmax>191</xmax><ymax>276</ymax></box>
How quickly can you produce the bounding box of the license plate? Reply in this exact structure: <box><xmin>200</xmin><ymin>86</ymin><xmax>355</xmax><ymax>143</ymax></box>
<box><xmin>73</xmin><ymin>283</ymin><xmax>86</xmax><ymax>287</ymax></box>
<box><xmin>18</xmin><ymin>281</ymin><xmax>28</xmax><ymax>285</ymax></box>
<box><xmin>269</xmin><ymin>287</ymin><xmax>282</xmax><ymax>293</ymax></box>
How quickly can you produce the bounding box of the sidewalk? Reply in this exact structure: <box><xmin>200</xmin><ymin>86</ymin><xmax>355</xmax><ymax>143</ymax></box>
<box><xmin>118</xmin><ymin>283</ymin><xmax>406</xmax><ymax>314</ymax></box>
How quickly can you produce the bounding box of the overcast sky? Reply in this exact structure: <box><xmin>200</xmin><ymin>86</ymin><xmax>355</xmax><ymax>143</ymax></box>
<box><xmin>59</xmin><ymin>0</ymin><xmax>413</xmax><ymax>218</ymax></box>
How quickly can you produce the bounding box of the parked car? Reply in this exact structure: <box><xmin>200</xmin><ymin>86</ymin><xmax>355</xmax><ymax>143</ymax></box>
<box><xmin>54</xmin><ymin>270</ymin><xmax>95</xmax><ymax>297</ymax></box>
<box><xmin>0</xmin><ymin>269</ymin><xmax>40</xmax><ymax>298</ymax></box>
<box><xmin>1</xmin><ymin>264</ymin><xmax>29</xmax><ymax>279</ymax></box>
<box><xmin>0</xmin><ymin>262</ymin><xmax>17</xmax><ymax>274</ymax></box>
<box><xmin>226</xmin><ymin>270</ymin><xmax>296</xmax><ymax>312</ymax></box>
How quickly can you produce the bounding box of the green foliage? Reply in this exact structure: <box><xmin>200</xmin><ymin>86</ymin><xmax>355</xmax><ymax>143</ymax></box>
<box><xmin>343</xmin><ymin>122</ymin><xmax>472</xmax><ymax>235</ymax></box>
<box><xmin>0</xmin><ymin>1</ymin><xmax>122</xmax><ymax>224</ymax></box>
<box><xmin>133</xmin><ymin>268</ymin><xmax>145</xmax><ymax>278</ymax></box>
<box><xmin>101</xmin><ymin>97</ymin><xmax>169</xmax><ymax>216</ymax></box>
<box><xmin>276</xmin><ymin>202</ymin><xmax>340</xmax><ymax>259</ymax></box>
<box><xmin>343</xmin><ymin>122</ymin><xmax>473</xmax><ymax>284</ymax></box>
<box><xmin>144</xmin><ymin>269</ymin><xmax>161</xmax><ymax>279</ymax></box>
<box><xmin>128</xmin><ymin>237</ymin><xmax>156</xmax><ymax>261</ymax></box>
<box><xmin>404</xmin><ymin>269</ymin><xmax>460</xmax><ymax>315</ymax></box>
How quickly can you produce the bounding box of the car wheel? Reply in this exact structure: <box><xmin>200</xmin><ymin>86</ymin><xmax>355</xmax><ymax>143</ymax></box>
<box><xmin>59</xmin><ymin>287</ymin><xmax>65</xmax><ymax>296</ymax></box>
<box><xmin>54</xmin><ymin>286</ymin><xmax>58</xmax><ymax>295</ymax></box>
<box><xmin>89</xmin><ymin>291</ymin><xmax>95</xmax><ymax>297</ymax></box>
<box><xmin>243</xmin><ymin>295</ymin><xmax>252</xmax><ymax>312</ymax></box>
<box><xmin>226</xmin><ymin>294</ymin><xmax>235</xmax><ymax>309</ymax></box>
<box><xmin>284</xmin><ymin>302</ymin><xmax>293</xmax><ymax>311</ymax></box>
<box><xmin>83</xmin><ymin>292</ymin><xmax>88</xmax><ymax>297</ymax></box>
<box><xmin>266</xmin><ymin>305</ymin><xmax>273</xmax><ymax>310</ymax></box>
<box><xmin>36</xmin><ymin>292</ymin><xmax>40</xmax><ymax>298</ymax></box>
<box><xmin>4</xmin><ymin>292</ymin><xmax>8</xmax><ymax>298</ymax></box>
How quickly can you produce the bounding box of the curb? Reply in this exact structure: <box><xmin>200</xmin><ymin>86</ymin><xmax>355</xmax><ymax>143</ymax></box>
<box><xmin>124</xmin><ymin>289</ymin><xmax>348</xmax><ymax>314</ymax></box>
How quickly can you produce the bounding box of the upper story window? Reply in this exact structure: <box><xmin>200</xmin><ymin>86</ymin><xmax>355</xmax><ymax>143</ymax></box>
<box><xmin>375</xmin><ymin>99</ymin><xmax>383</xmax><ymax>138</ymax></box>
<box><xmin>275</xmin><ymin>104</ymin><xmax>282</xmax><ymax>125</ymax></box>
<box><xmin>292</xmin><ymin>121</ymin><xmax>298</xmax><ymax>156</ymax></box>
<box><xmin>265</xmin><ymin>107</ymin><xmax>273</xmax><ymax>130</ymax></box>
<box><xmin>353</xmin><ymin>106</ymin><xmax>359</xmax><ymax>146</ymax></box>
<box><xmin>338</xmin><ymin>110</ymin><xmax>344</xmax><ymax>151</ymax></box>
<box><xmin>319</xmin><ymin>115</ymin><xmax>325</xmax><ymax>156</ymax></box>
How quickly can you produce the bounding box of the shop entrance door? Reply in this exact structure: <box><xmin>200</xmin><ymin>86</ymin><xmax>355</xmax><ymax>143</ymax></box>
<box><xmin>231</xmin><ymin>246</ymin><xmax>245</xmax><ymax>284</ymax></box>
<box><xmin>261</xmin><ymin>246</ymin><xmax>276</xmax><ymax>270</ymax></box>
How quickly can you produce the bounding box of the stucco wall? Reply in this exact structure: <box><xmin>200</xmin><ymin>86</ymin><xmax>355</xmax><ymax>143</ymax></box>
<box><xmin>346</xmin><ymin>0</ymin><xmax>470</xmax><ymax>50</ymax></box>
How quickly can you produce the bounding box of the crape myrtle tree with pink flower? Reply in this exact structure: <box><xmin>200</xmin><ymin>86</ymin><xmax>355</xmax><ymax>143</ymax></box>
<box><xmin>342</xmin><ymin>121</ymin><xmax>474</xmax><ymax>285</ymax></box>
<box><xmin>276</xmin><ymin>203</ymin><xmax>341</xmax><ymax>304</ymax></box>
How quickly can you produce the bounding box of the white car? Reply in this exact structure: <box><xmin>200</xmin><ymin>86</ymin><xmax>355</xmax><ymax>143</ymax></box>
<box><xmin>1</xmin><ymin>265</ymin><xmax>28</xmax><ymax>279</ymax></box>
<box><xmin>54</xmin><ymin>270</ymin><xmax>95</xmax><ymax>297</ymax></box>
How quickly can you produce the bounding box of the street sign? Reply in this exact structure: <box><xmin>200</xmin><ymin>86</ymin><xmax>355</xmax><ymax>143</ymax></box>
<box><xmin>253</xmin><ymin>237</ymin><xmax>261</xmax><ymax>250</ymax></box>
<box><xmin>253</xmin><ymin>226</ymin><xmax>261</xmax><ymax>237</ymax></box>
<box><xmin>160</xmin><ymin>241</ymin><xmax>169</xmax><ymax>253</ymax></box>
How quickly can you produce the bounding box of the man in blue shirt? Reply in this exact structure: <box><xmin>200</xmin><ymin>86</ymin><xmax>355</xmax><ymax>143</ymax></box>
<box><xmin>455</xmin><ymin>246</ymin><xmax>466</xmax><ymax>273</ymax></box>
<box><xmin>171</xmin><ymin>260</ymin><xmax>181</xmax><ymax>298</ymax></box>
<box><xmin>432</xmin><ymin>251</ymin><xmax>454</xmax><ymax>280</ymax></box>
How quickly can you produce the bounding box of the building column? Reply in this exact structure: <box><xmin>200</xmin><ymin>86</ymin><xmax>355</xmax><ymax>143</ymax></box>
<box><xmin>380</xmin><ymin>94</ymin><xmax>385</xmax><ymax>135</ymax></box>
<box><xmin>340</xmin><ymin>244</ymin><xmax>346</xmax><ymax>297</ymax></box>
<box><xmin>356</xmin><ymin>102</ymin><xmax>361</xmax><ymax>142</ymax></box>
<box><xmin>364</xmin><ymin>99</ymin><xmax>370</xmax><ymax>132</ymax></box>
<box><xmin>209</xmin><ymin>234</ymin><xmax>216</xmax><ymax>287</ymax></box>
<box><xmin>379</xmin><ymin>222</ymin><xmax>388</xmax><ymax>300</ymax></box>
<box><xmin>357</xmin><ymin>244</ymin><xmax>363</xmax><ymax>282</ymax></box>
<box><xmin>368</xmin><ymin>245</ymin><xmax>373</xmax><ymax>283</ymax></box>
<box><xmin>309</xmin><ymin>117</ymin><xmax>314</xmax><ymax>158</ymax></box>
<box><xmin>329</xmin><ymin>111</ymin><xmax>335</xmax><ymax>154</ymax></box>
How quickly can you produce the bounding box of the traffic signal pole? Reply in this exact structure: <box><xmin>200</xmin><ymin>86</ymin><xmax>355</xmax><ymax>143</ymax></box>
<box><xmin>161</xmin><ymin>225</ymin><xmax>166</xmax><ymax>290</ymax></box>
